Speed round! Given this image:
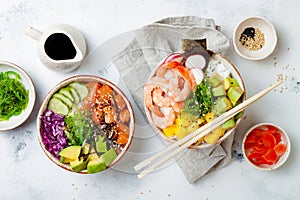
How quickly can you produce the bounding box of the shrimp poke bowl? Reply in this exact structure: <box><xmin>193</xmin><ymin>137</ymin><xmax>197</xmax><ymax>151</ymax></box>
<box><xmin>37</xmin><ymin>75</ymin><xmax>134</xmax><ymax>174</ymax></box>
<box><xmin>144</xmin><ymin>39</ymin><xmax>246</xmax><ymax>149</ymax></box>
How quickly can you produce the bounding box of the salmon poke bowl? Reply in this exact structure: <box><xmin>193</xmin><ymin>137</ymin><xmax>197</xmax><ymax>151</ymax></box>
<box><xmin>37</xmin><ymin>75</ymin><xmax>134</xmax><ymax>174</ymax></box>
<box><xmin>144</xmin><ymin>39</ymin><xmax>246</xmax><ymax>149</ymax></box>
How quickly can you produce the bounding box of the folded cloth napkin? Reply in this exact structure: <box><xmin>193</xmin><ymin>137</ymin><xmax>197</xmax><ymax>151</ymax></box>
<box><xmin>113</xmin><ymin>16</ymin><xmax>233</xmax><ymax>183</ymax></box>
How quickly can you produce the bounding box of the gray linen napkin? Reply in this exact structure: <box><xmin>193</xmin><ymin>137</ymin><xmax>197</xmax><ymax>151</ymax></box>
<box><xmin>113</xmin><ymin>16</ymin><xmax>233</xmax><ymax>183</ymax></box>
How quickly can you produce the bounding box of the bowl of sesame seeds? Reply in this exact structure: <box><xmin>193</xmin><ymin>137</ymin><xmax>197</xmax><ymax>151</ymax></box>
<box><xmin>233</xmin><ymin>16</ymin><xmax>277</xmax><ymax>60</ymax></box>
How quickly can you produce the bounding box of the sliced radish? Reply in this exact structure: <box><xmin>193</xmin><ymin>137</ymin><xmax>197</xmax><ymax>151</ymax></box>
<box><xmin>164</xmin><ymin>53</ymin><xmax>184</xmax><ymax>64</ymax></box>
<box><xmin>185</xmin><ymin>54</ymin><xmax>206</xmax><ymax>69</ymax></box>
<box><xmin>190</xmin><ymin>68</ymin><xmax>204</xmax><ymax>84</ymax></box>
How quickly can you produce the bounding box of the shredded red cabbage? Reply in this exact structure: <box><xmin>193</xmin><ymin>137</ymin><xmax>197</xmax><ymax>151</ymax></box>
<box><xmin>40</xmin><ymin>110</ymin><xmax>68</xmax><ymax>159</ymax></box>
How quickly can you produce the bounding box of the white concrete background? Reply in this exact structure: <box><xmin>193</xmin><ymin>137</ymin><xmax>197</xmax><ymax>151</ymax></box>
<box><xmin>0</xmin><ymin>0</ymin><xmax>300</xmax><ymax>199</ymax></box>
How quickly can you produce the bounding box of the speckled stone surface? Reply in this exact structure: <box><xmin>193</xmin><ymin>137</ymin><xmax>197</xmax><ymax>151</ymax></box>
<box><xmin>0</xmin><ymin>0</ymin><xmax>300</xmax><ymax>199</ymax></box>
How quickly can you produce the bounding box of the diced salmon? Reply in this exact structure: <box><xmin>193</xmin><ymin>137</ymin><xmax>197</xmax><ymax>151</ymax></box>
<box><xmin>117</xmin><ymin>123</ymin><xmax>130</xmax><ymax>134</ymax></box>
<box><xmin>95</xmin><ymin>85</ymin><xmax>113</xmax><ymax>105</ymax></box>
<box><xmin>117</xmin><ymin>132</ymin><xmax>129</xmax><ymax>145</ymax></box>
<box><xmin>114</xmin><ymin>94</ymin><xmax>126</xmax><ymax>110</ymax></box>
<box><xmin>103</xmin><ymin>106</ymin><xmax>115</xmax><ymax>124</ymax></box>
<box><xmin>119</xmin><ymin>109</ymin><xmax>130</xmax><ymax>123</ymax></box>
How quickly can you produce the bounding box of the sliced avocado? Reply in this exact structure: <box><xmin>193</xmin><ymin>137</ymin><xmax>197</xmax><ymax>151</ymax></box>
<box><xmin>101</xmin><ymin>148</ymin><xmax>117</xmax><ymax>166</ymax></box>
<box><xmin>87</xmin><ymin>157</ymin><xmax>106</xmax><ymax>174</ymax></box>
<box><xmin>235</xmin><ymin>111</ymin><xmax>244</xmax><ymax>120</ymax></box>
<box><xmin>59</xmin><ymin>156</ymin><xmax>74</xmax><ymax>164</ymax></box>
<box><xmin>221</xmin><ymin>118</ymin><xmax>236</xmax><ymax>130</ymax></box>
<box><xmin>212</xmin><ymin>85</ymin><xmax>226</xmax><ymax>97</ymax></box>
<box><xmin>82</xmin><ymin>143</ymin><xmax>90</xmax><ymax>155</ymax></box>
<box><xmin>204</xmin><ymin>126</ymin><xmax>226</xmax><ymax>144</ymax></box>
<box><xmin>88</xmin><ymin>153</ymin><xmax>99</xmax><ymax>161</ymax></box>
<box><xmin>186</xmin><ymin>122</ymin><xmax>199</xmax><ymax>133</ymax></box>
<box><xmin>58</xmin><ymin>146</ymin><xmax>81</xmax><ymax>160</ymax></box>
<box><xmin>175</xmin><ymin>126</ymin><xmax>189</xmax><ymax>140</ymax></box>
<box><xmin>213</xmin><ymin>97</ymin><xmax>232</xmax><ymax>116</ymax></box>
<box><xmin>227</xmin><ymin>87</ymin><xmax>244</xmax><ymax>106</ymax></box>
<box><xmin>208</xmin><ymin>73</ymin><xmax>223</xmax><ymax>87</ymax></box>
<box><xmin>96</xmin><ymin>135</ymin><xmax>107</xmax><ymax>153</ymax></box>
<box><xmin>180</xmin><ymin>112</ymin><xmax>197</xmax><ymax>127</ymax></box>
<box><xmin>70</xmin><ymin>159</ymin><xmax>88</xmax><ymax>173</ymax></box>
<box><xmin>89</xmin><ymin>147</ymin><xmax>96</xmax><ymax>154</ymax></box>
<box><xmin>96</xmin><ymin>135</ymin><xmax>105</xmax><ymax>142</ymax></box>
<box><xmin>224</xmin><ymin>77</ymin><xmax>240</xmax><ymax>90</ymax></box>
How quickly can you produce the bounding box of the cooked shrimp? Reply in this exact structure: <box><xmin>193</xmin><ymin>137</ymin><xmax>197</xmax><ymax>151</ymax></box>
<box><xmin>144</xmin><ymin>77</ymin><xmax>169</xmax><ymax>108</ymax></box>
<box><xmin>152</xmin><ymin>87</ymin><xmax>171</xmax><ymax>107</ymax></box>
<box><xmin>166</xmin><ymin>69</ymin><xmax>192</xmax><ymax>102</ymax></box>
<box><xmin>169</xmin><ymin>95</ymin><xmax>183</xmax><ymax>113</ymax></box>
<box><xmin>156</xmin><ymin>61</ymin><xmax>181</xmax><ymax>77</ymax></box>
<box><xmin>144</xmin><ymin>84</ymin><xmax>154</xmax><ymax>108</ymax></box>
<box><xmin>150</xmin><ymin>106</ymin><xmax>175</xmax><ymax>129</ymax></box>
<box><xmin>175</xmin><ymin>66</ymin><xmax>196</xmax><ymax>89</ymax></box>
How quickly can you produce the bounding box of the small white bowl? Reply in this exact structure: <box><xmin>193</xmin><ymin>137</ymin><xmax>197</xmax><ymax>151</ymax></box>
<box><xmin>233</xmin><ymin>16</ymin><xmax>277</xmax><ymax>60</ymax></box>
<box><xmin>0</xmin><ymin>61</ymin><xmax>36</xmax><ymax>131</ymax></box>
<box><xmin>242</xmin><ymin>123</ymin><xmax>290</xmax><ymax>170</ymax></box>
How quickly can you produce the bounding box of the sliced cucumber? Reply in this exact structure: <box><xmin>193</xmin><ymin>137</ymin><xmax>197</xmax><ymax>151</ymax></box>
<box><xmin>59</xmin><ymin>87</ymin><xmax>74</xmax><ymax>102</ymax></box>
<box><xmin>69</xmin><ymin>82</ymin><xmax>88</xmax><ymax>102</ymax></box>
<box><xmin>48</xmin><ymin>97</ymin><xmax>69</xmax><ymax>115</ymax></box>
<box><xmin>68</xmin><ymin>86</ymin><xmax>80</xmax><ymax>104</ymax></box>
<box><xmin>53</xmin><ymin>93</ymin><xmax>73</xmax><ymax>108</ymax></box>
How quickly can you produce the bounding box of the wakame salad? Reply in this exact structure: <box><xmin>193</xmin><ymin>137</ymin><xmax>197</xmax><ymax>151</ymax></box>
<box><xmin>0</xmin><ymin>71</ymin><xmax>29</xmax><ymax>121</ymax></box>
<box><xmin>39</xmin><ymin>78</ymin><xmax>133</xmax><ymax>174</ymax></box>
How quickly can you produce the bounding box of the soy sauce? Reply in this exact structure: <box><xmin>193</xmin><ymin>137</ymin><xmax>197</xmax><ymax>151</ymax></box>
<box><xmin>44</xmin><ymin>33</ymin><xmax>76</xmax><ymax>60</ymax></box>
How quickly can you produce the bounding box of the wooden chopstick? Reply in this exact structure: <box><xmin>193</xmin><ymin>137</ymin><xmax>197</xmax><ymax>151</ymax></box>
<box><xmin>135</xmin><ymin>80</ymin><xmax>283</xmax><ymax>179</ymax></box>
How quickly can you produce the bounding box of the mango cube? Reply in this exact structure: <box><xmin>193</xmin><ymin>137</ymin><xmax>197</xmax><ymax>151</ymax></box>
<box><xmin>163</xmin><ymin>124</ymin><xmax>179</xmax><ymax>138</ymax></box>
<box><xmin>205</xmin><ymin>112</ymin><xmax>216</xmax><ymax>123</ymax></box>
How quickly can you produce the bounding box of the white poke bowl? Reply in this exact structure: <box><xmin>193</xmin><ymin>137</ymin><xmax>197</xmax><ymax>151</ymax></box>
<box><xmin>37</xmin><ymin>75</ymin><xmax>135</xmax><ymax>173</ymax></box>
<box><xmin>144</xmin><ymin>53</ymin><xmax>246</xmax><ymax>149</ymax></box>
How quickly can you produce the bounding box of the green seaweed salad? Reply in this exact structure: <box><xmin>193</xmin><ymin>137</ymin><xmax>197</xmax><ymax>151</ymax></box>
<box><xmin>0</xmin><ymin>71</ymin><xmax>29</xmax><ymax>121</ymax></box>
<box><xmin>182</xmin><ymin>79</ymin><xmax>212</xmax><ymax>117</ymax></box>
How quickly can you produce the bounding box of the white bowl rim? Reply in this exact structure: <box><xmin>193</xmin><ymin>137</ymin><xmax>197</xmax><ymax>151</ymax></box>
<box><xmin>0</xmin><ymin>61</ymin><xmax>36</xmax><ymax>131</ymax></box>
<box><xmin>242</xmin><ymin>122</ymin><xmax>291</xmax><ymax>170</ymax></box>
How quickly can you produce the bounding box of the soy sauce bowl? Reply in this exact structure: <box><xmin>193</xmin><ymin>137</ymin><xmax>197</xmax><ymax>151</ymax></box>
<box><xmin>242</xmin><ymin>123</ymin><xmax>291</xmax><ymax>170</ymax></box>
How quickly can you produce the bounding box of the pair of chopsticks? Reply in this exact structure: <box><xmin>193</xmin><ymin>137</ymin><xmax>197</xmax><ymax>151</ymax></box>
<box><xmin>134</xmin><ymin>81</ymin><xmax>283</xmax><ymax>179</ymax></box>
